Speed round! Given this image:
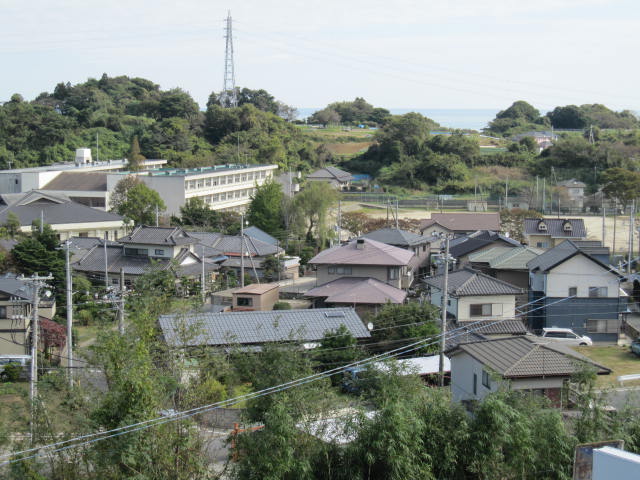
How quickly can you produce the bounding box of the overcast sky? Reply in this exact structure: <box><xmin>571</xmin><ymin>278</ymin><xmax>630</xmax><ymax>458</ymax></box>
<box><xmin>1</xmin><ymin>0</ymin><xmax>639</xmax><ymax>113</ymax></box>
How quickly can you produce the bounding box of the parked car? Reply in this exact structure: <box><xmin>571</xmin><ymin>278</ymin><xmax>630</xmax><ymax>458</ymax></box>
<box><xmin>540</xmin><ymin>327</ymin><xmax>593</xmax><ymax>346</ymax></box>
<box><xmin>0</xmin><ymin>355</ymin><xmax>30</xmax><ymax>381</ymax></box>
<box><xmin>630</xmin><ymin>338</ymin><xmax>640</xmax><ymax>357</ymax></box>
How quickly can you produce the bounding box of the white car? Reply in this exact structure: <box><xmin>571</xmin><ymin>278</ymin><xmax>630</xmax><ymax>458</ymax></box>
<box><xmin>540</xmin><ymin>328</ymin><xmax>593</xmax><ymax>346</ymax></box>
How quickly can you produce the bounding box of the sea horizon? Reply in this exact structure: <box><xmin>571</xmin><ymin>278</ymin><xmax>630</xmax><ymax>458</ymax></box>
<box><xmin>296</xmin><ymin>107</ymin><xmax>499</xmax><ymax>131</ymax></box>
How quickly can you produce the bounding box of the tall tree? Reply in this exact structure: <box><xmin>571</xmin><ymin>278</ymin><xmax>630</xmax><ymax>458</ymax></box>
<box><xmin>246</xmin><ymin>180</ymin><xmax>285</xmax><ymax>237</ymax></box>
<box><xmin>292</xmin><ymin>182</ymin><xmax>339</xmax><ymax>246</ymax></box>
<box><xmin>110</xmin><ymin>176</ymin><xmax>166</xmax><ymax>226</ymax></box>
<box><xmin>126</xmin><ymin>135</ymin><xmax>145</xmax><ymax>172</ymax></box>
<box><xmin>601</xmin><ymin>167</ymin><xmax>640</xmax><ymax>211</ymax></box>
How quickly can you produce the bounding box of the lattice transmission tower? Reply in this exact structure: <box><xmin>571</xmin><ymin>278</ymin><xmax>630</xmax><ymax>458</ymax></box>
<box><xmin>220</xmin><ymin>11</ymin><xmax>238</xmax><ymax>108</ymax></box>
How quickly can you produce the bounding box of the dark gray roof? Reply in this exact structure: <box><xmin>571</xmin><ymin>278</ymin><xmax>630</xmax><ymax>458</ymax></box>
<box><xmin>449</xmin><ymin>231</ymin><xmax>520</xmax><ymax>258</ymax></box>
<box><xmin>527</xmin><ymin>241</ymin><xmax>620</xmax><ymax>276</ymax></box>
<box><xmin>458</xmin><ymin>319</ymin><xmax>529</xmax><ymax>336</ymax></box>
<box><xmin>361</xmin><ymin>228</ymin><xmax>431</xmax><ymax>247</ymax></box>
<box><xmin>0</xmin><ymin>191</ymin><xmax>124</xmax><ymax>226</ymax></box>
<box><xmin>189</xmin><ymin>231</ymin><xmax>282</xmax><ymax>257</ymax></box>
<box><xmin>307</xmin><ymin>166</ymin><xmax>353</xmax><ymax>182</ymax></box>
<box><xmin>523</xmin><ymin>218</ymin><xmax>587</xmax><ymax>239</ymax></box>
<box><xmin>244</xmin><ymin>226</ymin><xmax>279</xmax><ymax>246</ymax></box>
<box><xmin>445</xmin><ymin>320</ymin><xmax>487</xmax><ymax>350</ymax></box>
<box><xmin>424</xmin><ymin>267</ymin><xmax>523</xmax><ymax>296</ymax></box>
<box><xmin>0</xmin><ymin>273</ymin><xmax>35</xmax><ymax>300</ymax></box>
<box><xmin>449</xmin><ymin>336</ymin><xmax>611</xmax><ymax>378</ymax></box>
<box><xmin>118</xmin><ymin>226</ymin><xmax>198</xmax><ymax>246</ymax></box>
<box><xmin>158</xmin><ymin>307</ymin><xmax>370</xmax><ymax>347</ymax></box>
<box><xmin>41</xmin><ymin>172</ymin><xmax>108</xmax><ymax>192</ymax></box>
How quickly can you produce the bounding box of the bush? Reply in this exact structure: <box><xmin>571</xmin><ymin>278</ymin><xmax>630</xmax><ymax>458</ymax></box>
<box><xmin>1</xmin><ymin>363</ymin><xmax>22</xmax><ymax>382</ymax></box>
<box><xmin>273</xmin><ymin>302</ymin><xmax>292</xmax><ymax>310</ymax></box>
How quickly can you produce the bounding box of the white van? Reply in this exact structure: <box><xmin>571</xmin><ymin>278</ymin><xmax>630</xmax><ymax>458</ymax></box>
<box><xmin>0</xmin><ymin>355</ymin><xmax>31</xmax><ymax>380</ymax></box>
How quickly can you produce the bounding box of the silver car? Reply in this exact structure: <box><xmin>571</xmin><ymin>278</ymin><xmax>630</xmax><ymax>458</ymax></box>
<box><xmin>540</xmin><ymin>328</ymin><xmax>593</xmax><ymax>346</ymax></box>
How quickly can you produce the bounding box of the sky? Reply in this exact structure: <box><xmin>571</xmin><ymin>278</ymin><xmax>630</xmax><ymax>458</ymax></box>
<box><xmin>1</xmin><ymin>0</ymin><xmax>639</xmax><ymax>114</ymax></box>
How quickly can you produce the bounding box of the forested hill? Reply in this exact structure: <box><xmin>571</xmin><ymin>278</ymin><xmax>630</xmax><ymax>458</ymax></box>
<box><xmin>0</xmin><ymin>74</ymin><xmax>320</xmax><ymax>171</ymax></box>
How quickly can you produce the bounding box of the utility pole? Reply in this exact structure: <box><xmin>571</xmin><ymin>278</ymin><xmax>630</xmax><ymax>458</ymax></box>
<box><xmin>535</xmin><ymin>176</ymin><xmax>539</xmax><ymax>210</ymax></box>
<box><xmin>240</xmin><ymin>213</ymin><xmax>245</xmax><ymax>287</ymax></box>
<box><xmin>200</xmin><ymin>247</ymin><xmax>206</xmax><ymax>304</ymax></box>
<box><xmin>96</xmin><ymin>132</ymin><xmax>100</xmax><ymax>162</ymax></box>
<box><xmin>103</xmin><ymin>232</ymin><xmax>109</xmax><ymax>289</ymax></box>
<box><xmin>40</xmin><ymin>210</ymin><xmax>44</xmax><ymax>234</ymax></box>
<box><xmin>629</xmin><ymin>200</ymin><xmax>635</xmax><ymax>275</ymax></box>
<box><xmin>439</xmin><ymin>236</ymin><xmax>451</xmax><ymax>388</ymax></box>
<box><xmin>504</xmin><ymin>177</ymin><xmax>509</xmax><ymax>210</ymax></box>
<box><xmin>542</xmin><ymin>178</ymin><xmax>546</xmax><ymax>213</ymax></box>
<box><xmin>118</xmin><ymin>268</ymin><xmax>125</xmax><ymax>335</ymax></box>
<box><xmin>337</xmin><ymin>199</ymin><xmax>342</xmax><ymax>243</ymax></box>
<box><xmin>155</xmin><ymin>205</ymin><xmax>159</xmax><ymax>227</ymax></box>
<box><xmin>64</xmin><ymin>241</ymin><xmax>73</xmax><ymax>388</ymax></box>
<box><xmin>24</xmin><ymin>273</ymin><xmax>53</xmax><ymax>443</ymax></box>
<box><xmin>602</xmin><ymin>193</ymin><xmax>606</xmax><ymax>246</ymax></box>
<box><xmin>220</xmin><ymin>11</ymin><xmax>238</xmax><ymax>108</ymax></box>
<box><xmin>395</xmin><ymin>198</ymin><xmax>399</xmax><ymax>230</ymax></box>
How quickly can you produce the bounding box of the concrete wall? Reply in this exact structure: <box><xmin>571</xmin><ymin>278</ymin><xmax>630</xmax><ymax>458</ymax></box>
<box><xmin>457</xmin><ymin>294</ymin><xmax>517</xmax><ymax>322</ymax></box>
<box><xmin>593</xmin><ymin>447</ymin><xmax>640</xmax><ymax>479</ymax></box>
<box><xmin>546</xmin><ymin>254</ymin><xmax>619</xmax><ymax>299</ymax></box>
<box><xmin>450</xmin><ymin>353</ymin><xmax>498</xmax><ymax>403</ymax></box>
<box><xmin>19</xmin><ymin>222</ymin><xmax>126</xmax><ymax>241</ymax></box>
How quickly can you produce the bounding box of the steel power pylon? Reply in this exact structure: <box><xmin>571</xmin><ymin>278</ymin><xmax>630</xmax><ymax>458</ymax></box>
<box><xmin>220</xmin><ymin>11</ymin><xmax>238</xmax><ymax>108</ymax></box>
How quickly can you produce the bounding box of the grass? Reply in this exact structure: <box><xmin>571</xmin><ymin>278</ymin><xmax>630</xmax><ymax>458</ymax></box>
<box><xmin>75</xmin><ymin>324</ymin><xmax>104</xmax><ymax>348</ymax></box>
<box><xmin>573</xmin><ymin>345</ymin><xmax>640</xmax><ymax>387</ymax></box>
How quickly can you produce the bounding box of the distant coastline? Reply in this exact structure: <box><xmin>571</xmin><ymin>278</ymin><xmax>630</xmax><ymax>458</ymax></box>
<box><xmin>296</xmin><ymin>107</ymin><xmax>499</xmax><ymax>131</ymax></box>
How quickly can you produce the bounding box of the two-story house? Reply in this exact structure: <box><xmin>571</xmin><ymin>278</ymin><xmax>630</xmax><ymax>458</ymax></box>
<box><xmin>448</xmin><ymin>230</ymin><xmax>521</xmax><ymax>266</ymax></box>
<box><xmin>72</xmin><ymin>226</ymin><xmax>218</xmax><ymax>287</ymax></box>
<box><xmin>308</xmin><ymin>238</ymin><xmax>415</xmax><ymax>289</ymax></box>
<box><xmin>527</xmin><ymin>241</ymin><xmax>624</xmax><ymax>342</ymax></box>
<box><xmin>523</xmin><ymin>218</ymin><xmax>586</xmax><ymax>249</ymax></box>
<box><xmin>360</xmin><ymin>227</ymin><xmax>432</xmax><ymax>277</ymax></box>
<box><xmin>424</xmin><ymin>267</ymin><xmax>527</xmax><ymax>335</ymax></box>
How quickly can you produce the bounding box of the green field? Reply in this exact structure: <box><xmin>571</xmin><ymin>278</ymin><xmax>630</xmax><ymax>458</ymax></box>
<box><xmin>573</xmin><ymin>345</ymin><xmax>640</xmax><ymax>387</ymax></box>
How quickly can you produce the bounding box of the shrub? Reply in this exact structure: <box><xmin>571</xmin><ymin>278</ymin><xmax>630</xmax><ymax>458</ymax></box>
<box><xmin>1</xmin><ymin>363</ymin><xmax>22</xmax><ymax>382</ymax></box>
<box><xmin>273</xmin><ymin>302</ymin><xmax>292</xmax><ymax>310</ymax></box>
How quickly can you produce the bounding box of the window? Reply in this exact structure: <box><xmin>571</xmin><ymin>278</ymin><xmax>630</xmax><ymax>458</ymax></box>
<box><xmin>422</xmin><ymin>245</ymin><xmax>427</xmax><ymax>252</ymax></box>
<box><xmin>470</xmin><ymin>304</ymin><xmax>492</xmax><ymax>317</ymax></box>
<box><xmin>112</xmin><ymin>278</ymin><xmax>119</xmax><ymax>285</ymax></box>
<box><xmin>154</xmin><ymin>249</ymin><xmax>165</xmax><ymax>256</ymax></box>
<box><xmin>482</xmin><ymin>370</ymin><xmax>491</xmax><ymax>388</ymax></box>
<box><xmin>236</xmin><ymin>297</ymin><xmax>253</xmax><ymax>307</ymax></box>
<box><xmin>586</xmin><ymin>318</ymin><xmax>620</xmax><ymax>334</ymax></box>
<box><xmin>328</xmin><ymin>266</ymin><xmax>352</xmax><ymax>275</ymax></box>
<box><xmin>241</xmin><ymin>174</ymin><xmax>247</xmax><ymax>182</ymax></box>
<box><xmin>473</xmin><ymin>373</ymin><xmax>477</xmax><ymax>395</ymax></box>
<box><xmin>588</xmin><ymin>287</ymin><xmax>607</xmax><ymax>298</ymax></box>
<box><xmin>220</xmin><ymin>176</ymin><xmax>226</xmax><ymax>185</ymax></box>
<box><xmin>538</xmin><ymin>222</ymin><xmax>548</xmax><ymax>231</ymax></box>
<box><xmin>568</xmin><ymin>287</ymin><xmax>577</xmax><ymax>297</ymax></box>
<box><xmin>247</xmin><ymin>173</ymin><xmax>253</xmax><ymax>181</ymax></box>
<box><xmin>544</xmin><ymin>331</ymin><xmax>570</xmax><ymax>338</ymax></box>
<box><xmin>124</xmin><ymin>248</ymin><xmax>148</xmax><ymax>257</ymax></box>
<box><xmin>388</xmin><ymin>267</ymin><xmax>399</xmax><ymax>280</ymax></box>
<box><xmin>563</xmin><ymin>222</ymin><xmax>573</xmax><ymax>231</ymax></box>
<box><xmin>0</xmin><ymin>306</ymin><xmax>6</xmax><ymax>318</ymax></box>
<box><xmin>536</xmin><ymin>242</ymin><xmax>549</xmax><ymax>248</ymax></box>
<box><xmin>78</xmin><ymin>232</ymin><xmax>89</xmax><ymax>238</ymax></box>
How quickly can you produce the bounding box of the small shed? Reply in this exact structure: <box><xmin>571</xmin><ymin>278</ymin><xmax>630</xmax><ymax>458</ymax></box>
<box><xmin>232</xmin><ymin>283</ymin><xmax>280</xmax><ymax>311</ymax></box>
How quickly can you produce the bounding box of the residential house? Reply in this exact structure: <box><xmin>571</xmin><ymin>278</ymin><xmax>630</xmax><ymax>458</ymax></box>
<box><xmin>557</xmin><ymin>178</ymin><xmax>586</xmax><ymax>210</ymax></box>
<box><xmin>527</xmin><ymin>241</ymin><xmax>624</xmax><ymax>342</ymax></box>
<box><xmin>419</xmin><ymin>213</ymin><xmax>501</xmax><ymax>248</ymax></box>
<box><xmin>0</xmin><ymin>274</ymin><xmax>56</xmax><ymax>356</ymax></box>
<box><xmin>360</xmin><ymin>227</ymin><xmax>432</xmax><ymax>277</ymax></box>
<box><xmin>72</xmin><ymin>225</ymin><xmax>218</xmax><ymax>287</ymax></box>
<box><xmin>306</xmin><ymin>166</ymin><xmax>354</xmax><ymax>190</ymax></box>
<box><xmin>424</xmin><ymin>267</ymin><xmax>523</xmax><ymax>326</ymax></box>
<box><xmin>448</xmin><ymin>230</ymin><xmax>521</xmax><ymax>266</ymax></box>
<box><xmin>305</xmin><ymin>277</ymin><xmax>407</xmax><ymax>316</ymax></box>
<box><xmin>158</xmin><ymin>307</ymin><xmax>371</xmax><ymax>349</ymax></box>
<box><xmin>469</xmin><ymin>246</ymin><xmax>543</xmax><ymax>303</ymax></box>
<box><xmin>511</xmin><ymin>131</ymin><xmax>558</xmax><ymax>151</ymax></box>
<box><xmin>0</xmin><ymin>190</ymin><xmax>127</xmax><ymax>240</ymax></box>
<box><xmin>232</xmin><ymin>283</ymin><xmax>280</xmax><ymax>311</ymax></box>
<box><xmin>275</xmin><ymin>171</ymin><xmax>301</xmax><ymax>197</ymax></box>
<box><xmin>448</xmin><ymin>336</ymin><xmax>610</xmax><ymax>406</ymax></box>
<box><xmin>523</xmin><ymin>218</ymin><xmax>587</xmax><ymax>248</ymax></box>
<box><xmin>308</xmin><ymin>238</ymin><xmax>416</xmax><ymax>289</ymax></box>
<box><xmin>243</xmin><ymin>226</ymin><xmax>279</xmax><ymax>247</ymax></box>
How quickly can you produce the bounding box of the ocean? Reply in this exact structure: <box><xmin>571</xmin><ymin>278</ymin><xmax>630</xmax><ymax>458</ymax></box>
<box><xmin>296</xmin><ymin>107</ymin><xmax>499</xmax><ymax>131</ymax></box>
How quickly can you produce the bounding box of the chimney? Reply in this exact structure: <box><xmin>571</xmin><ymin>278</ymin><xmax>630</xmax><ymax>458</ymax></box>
<box><xmin>356</xmin><ymin>238</ymin><xmax>365</xmax><ymax>250</ymax></box>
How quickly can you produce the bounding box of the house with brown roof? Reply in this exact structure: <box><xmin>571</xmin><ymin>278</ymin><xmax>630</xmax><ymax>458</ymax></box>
<box><xmin>305</xmin><ymin>277</ymin><xmax>407</xmax><ymax>316</ymax></box>
<box><xmin>448</xmin><ymin>336</ymin><xmax>611</xmax><ymax>406</ymax></box>
<box><xmin>360</xmin><ymin>227</ymin><xmax>433</xmax><ymax>277</ymax></box>
<box><xmin>308</xmin><ymin>238</ymin><xmax>416</xmax><ymax>289</ymax></box>
<box><xmin>419</xmin><ymin>213</ymin><xmax>501</xmax><ymax>248</ymax></box>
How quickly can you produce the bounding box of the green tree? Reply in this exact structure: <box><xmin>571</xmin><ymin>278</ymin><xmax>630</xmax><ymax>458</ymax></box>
<box><xmin>314</xmin><ymin>325</ymin><xmax>361</xmax><ymax>385</ymax></box>
<box><xmin>369</xmin><ymin>302</ymin><xmax>440</xmax><ymax>351</ymax></box>
<box><xmin>110</xmin><ymin>177</ymin><xmax>166</xmax><ymax>226</ymax></box>
<box><xmin>173</xmin><ymin>197</ymin><xmax>218</xmax><ymax>228</ymax></box>
<box><xmin>126</xmin><ymin>135</ymin><xmax>145</xmax><ymax>172</ymax></box>
<box><xmin>246</xmin><ymin>180</ymin><xmax>285</xmax><ymax>237</ymax></box>
<box><xmin>292</xmin><ymin>182</ymin><xmax>339</xmax><ymax>245</ymax></box>
<box><xmin>500</xmin><ymin>208</ymin><xmax>543</xmax><ymax>243</ymax></box>
<box><xmin>601</xmin><ymin>167</ymin><xmax>640</xmax><ymax>210</ymax></box>
<box><xmin>261</xmin><ymin>255</ymin><xmax>283</xmax><ymax>282</ymax></box>
<box><xmin>3</xmin><ymin>212</ymin><xmax>21</xmax><ymax>238</ymax></box>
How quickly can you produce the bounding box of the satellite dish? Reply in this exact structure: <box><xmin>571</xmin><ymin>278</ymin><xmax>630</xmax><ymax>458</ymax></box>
<box><xmin>43</xmin><ymin>290</ymin><xmax>52</xmax><ymax>298</ymax></box>
<box><xmin>367</xmin><ymin>322</ymin><xmax>374</xmax><ymax>331</ymax></box>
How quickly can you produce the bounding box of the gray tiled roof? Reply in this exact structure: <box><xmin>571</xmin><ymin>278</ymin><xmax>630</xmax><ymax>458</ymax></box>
<box><xmin>449</xmin><ymin>232</ymin><xmax>519</xmax><ymax>259</ymax></box>
<box><xmin>523</xmin><ymin>218</ymin><xmax>586</xmax><ymax>238</ymax></box>
<box><xmin>0</xmin><ymin>273</ymin><xmax>35</xmax><ymax>300</ymax></box>
<box><xmin>307</xmin><ymin>166</ymin><xmax>353</xmax><ymax>182</ymax></box>
<box><xmin>189</xmin><ymin>231</ymin><xmax>282</xmax><ymax>257</ymax></box>
<box><xmin>158</xmin><ymin>307</ymin><xmax>370</xmax><ymax>347</ymax></box>
<box><xmin>470</xmin><ymin>246</ymin><xmax>543</xmax><ymax>270</ymax></box>
<box><xmin>449</xmin><ymin>336</ymin><xmax>611</xmax><ymax>378</ymax></box>
<box><xmin>119</xmin><ymin>226</ymin><xmax>198</xmax><ymax>246</ymax></box>
<box><xmin>445</xmin><ymin>320</ymin><xmax>487</xmax><ymax>350</ymax></box>
<box><xmin>457</xmin><ymin>319</ymin><xmax>529</xmax><ymax>336</ymax></box>
<box><xmin>0</xmin><ymin>191</ymin><xmax>124</xmax><ymax>226</ymax></box>
<box><xmin>424</xmin><ymin>267</ymin><xmax>523</xmax><ymax>296</ymax></box>
<box><xmin>244</xmin><ymin>226</ymin><xmax>279</xmax><ymax>246</ymax></box>
<box><xmin>309</xmin><ymin>238</ymin><xmax>414</xmax><ymax>266</ymax></box>
<box><xmin>361</xmin><ymin>228</ymin><xmax>431</xmax><ymax>247</ymax></box>
<box><xmin>305</xmin><ymin>277</ymin><xmax>407</xmax><ymax>304</ymax></box>
<box><xmin>420</xmin><ymin>213</ymin><xmax>501</xmax><ymax>232</ymax></box>
<box><xmin>527</xmin><ymin>241</ymin><xmax>619</xmax><ymax>275</ymax></box>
